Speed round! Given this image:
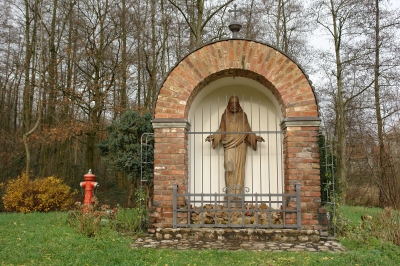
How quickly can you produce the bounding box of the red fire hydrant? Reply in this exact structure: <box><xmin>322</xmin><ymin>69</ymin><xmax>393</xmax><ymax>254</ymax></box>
<box><xmin>80</xmin><ymin>169</ymin><xmax>98</xmax><ymax>212</ymax></box>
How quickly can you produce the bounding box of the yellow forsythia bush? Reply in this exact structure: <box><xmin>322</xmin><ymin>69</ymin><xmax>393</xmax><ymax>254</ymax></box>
<box><xmin>2</xmin><ymin>173</ymin><xmax>77</xmax><ymax>212</ymax></box>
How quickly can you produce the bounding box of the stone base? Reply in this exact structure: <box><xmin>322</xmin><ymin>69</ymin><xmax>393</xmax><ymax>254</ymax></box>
<box><xmin>188</xmin><ymin>203</ymin><xmax>283</xmax><ymax>226</ymax></box>
<box><xmin>131</xmin><ymin>228</ymin><xmax>346</xmax><ymax>252</ymax></box>
<box><xmin>153</xmin><ymin>228</ymin><xmax>320</xmax><ymax>243</ymax></box>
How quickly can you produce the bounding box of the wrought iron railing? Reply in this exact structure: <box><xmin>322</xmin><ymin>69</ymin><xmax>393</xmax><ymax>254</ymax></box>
<box><xmin>173</xmin><ymin>184</ymin><xmax>301</xmax><ymax>229</ymax></box>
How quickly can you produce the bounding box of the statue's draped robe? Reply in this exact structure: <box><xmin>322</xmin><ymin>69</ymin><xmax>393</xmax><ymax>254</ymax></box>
<box><xmin>211</xmin><ymin>109</ymin><xmax>258</xmax><ymax>194</ymax></box>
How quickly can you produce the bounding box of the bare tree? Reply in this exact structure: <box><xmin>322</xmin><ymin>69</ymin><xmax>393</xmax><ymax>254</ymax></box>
<box><xmin>72</xmin><ymin>0</ymin><xmax>122</xmax><ymax>170</ymax></box>
<box><xmin>363</xmin><ymin>0</ymin><xmax>400</xmax><ymax>208</ymax></box>
<box><xmin>23</xmin><ymin>0</ymin><xmax>44</xmax><ymax>177</ymax></box>
<box><xmin>167</xmin><ymin>0</ymin><xmax>234</xmax><ymax>50</ymax></box>
<box><xmin>0</xmin><ymin>1</ymin><xmax>26</xmax><ymax>180</ymax></box>
<box><xmin>313</xmin><ymin>0</ymin><xmax>370</xmax><ymax>204</ymax></box>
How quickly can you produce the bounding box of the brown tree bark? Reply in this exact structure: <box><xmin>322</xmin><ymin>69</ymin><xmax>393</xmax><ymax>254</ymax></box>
<box><xmin>24</xmin><ymin>0</ymin><xmax>43</xmax><ymax>177</ymax></box>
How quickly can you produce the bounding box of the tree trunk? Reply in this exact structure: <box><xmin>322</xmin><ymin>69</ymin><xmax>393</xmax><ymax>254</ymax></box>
<box><xmin>372</xmin><ymin>0</ymin><xmax>393</xmax><ymax>208</ymax></box>
<box><xmin>23</xmin><ymin>0</ymin><xmax>33</xmax><ymax>133</ymax></box>
<box><xmin>86</xmin><ymin>130</ymin><xmax>96</xmax><ymax>171</ymax></box>
<box><xmin>120</xmin><ymin>0</ymin><xmax>128</xmax><ymax>113</ymax></box>
<box><xmin>24</xmin><ymin>0</ymin><xmax>43</xmax><ymax>177</ymax></box>
<box><xmin>330</xmin><ymin>0</ymin><xmax>347</xmax><ymax>204</ymax></box>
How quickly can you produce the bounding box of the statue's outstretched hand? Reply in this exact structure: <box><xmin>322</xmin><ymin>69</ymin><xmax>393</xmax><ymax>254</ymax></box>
<box><xmin>205</xmin><ymin>135</ymin><xmax>214</xmax><ymax>142</ymax></box>
<box><xmin>256</xmin><ymin>135</ymin><xmax>265</xmax><ymax>142</ymax></box>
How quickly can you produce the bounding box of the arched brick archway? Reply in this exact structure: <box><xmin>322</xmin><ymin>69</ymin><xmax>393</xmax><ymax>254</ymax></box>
<box><xmin>151</xmin><ymin>39</ymin><xmax>321</xmax><ymax>231</ymax></box>
<box><xmin>154</xmin><ymin>40</ymin><xmax>318</xmax><ymax>119</ymax></box>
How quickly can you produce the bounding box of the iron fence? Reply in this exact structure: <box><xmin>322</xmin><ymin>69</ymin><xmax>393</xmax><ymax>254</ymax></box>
<box><xmin>173</xmin><ymin>184</ymin><xmax>301</xmax><ymax>229</ymax></box>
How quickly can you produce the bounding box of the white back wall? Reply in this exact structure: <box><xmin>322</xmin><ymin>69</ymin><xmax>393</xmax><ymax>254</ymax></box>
<box><xmin>188</xmin><ymin>77</ymin><xmax>284</xmax><ymax>204</ymax></box>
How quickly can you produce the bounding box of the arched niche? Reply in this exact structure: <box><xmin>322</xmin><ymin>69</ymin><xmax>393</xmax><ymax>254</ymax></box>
<box><xmin>188</xmin><ymin>77</ymin><xmax>284</xmax><ymax>202</ymax></box>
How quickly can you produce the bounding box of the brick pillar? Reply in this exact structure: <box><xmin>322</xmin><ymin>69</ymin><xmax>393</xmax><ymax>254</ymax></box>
<box><xmin>281</xmin><ymin>117</ymin><xmax>321</xmax><ymax>230</ymax></box>
<box><xmin>149</xmin><ymin>118</ymin><xmax>190</xmax><ymax>232</ymax></box>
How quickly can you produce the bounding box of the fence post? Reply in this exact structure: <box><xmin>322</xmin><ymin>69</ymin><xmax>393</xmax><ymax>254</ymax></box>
<box><xmin>296</xmin><ymin>183</ymin><xmax>301</xmax><ymax>229</ymax></box>
<box><xmin>173</xmin><ymin>184</ymin><xmax>178</xmax><ymax>228</ymax></box>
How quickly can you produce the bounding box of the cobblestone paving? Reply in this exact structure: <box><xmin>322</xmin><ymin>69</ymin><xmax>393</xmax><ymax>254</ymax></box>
<box><xmin>131</xmin><ymin>235</ymin><xmax>347</xmax><ymax>252</ymax></box>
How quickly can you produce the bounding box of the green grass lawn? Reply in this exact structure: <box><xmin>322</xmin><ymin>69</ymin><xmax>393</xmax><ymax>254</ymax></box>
<box><xmin>339</xmin><ymin>205</ymin><xmax>385</xmax><ymax>225</ymax></box>
<box><xmin>1</xmin><ymin>207</ymin><xmax>400</xmax><ymax>265</ymax></box>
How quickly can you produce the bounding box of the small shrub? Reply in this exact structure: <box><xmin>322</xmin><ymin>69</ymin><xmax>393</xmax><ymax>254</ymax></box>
<box><xmin>134</xmin><ymin>187</ymin><xmax>148</xmax><ymax>230</ymax></box>
<box><xmin>67</xmin><ymin>198</ymin><xmax>119</xmax><ymax>237</ymax></box>
<box><xmin>67</xmin><ymin>197</ymin><xmax>143</xmax><ymax>237</ymax></box>
<box><xmin>2</xmin><ymin>173</ymin><xmax>77</xmax><ymax>212</ymax></box>
<box><xmin>115</xmin><ymin>208</ymin><xmax>142</xmax><ymax>234</ymax></box>
<box><xmin>337</xmin><ymin>206</ymin><xmax>400</xmax><ymax>246</ymax></box>
<box><xmin>361</xmin><ymin>207</ymin><xmax>400</xmax><ymax>246</ymax></box>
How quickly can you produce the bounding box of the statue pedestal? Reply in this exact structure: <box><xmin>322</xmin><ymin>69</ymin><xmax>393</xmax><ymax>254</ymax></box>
<box><xmin>223</xmin><ymin>197</ymin><xmax>243</xmax><ymax>208</ymax></box>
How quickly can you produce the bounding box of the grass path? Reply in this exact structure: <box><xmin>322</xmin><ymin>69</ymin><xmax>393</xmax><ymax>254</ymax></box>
<box><xmin>1</xmin><ymin>208</ymin><xmax>400</xmax><ymax>265</ymax></box>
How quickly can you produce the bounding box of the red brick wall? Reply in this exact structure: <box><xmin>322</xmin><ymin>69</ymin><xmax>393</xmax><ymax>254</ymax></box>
<box><xmin>282</xmin><ymin>122</ymin><xmax>321</xmax><ymax>228</ymax></box>
<box><xmin>151</xmin><ymin>39</ymin><xmax>321</xmax><ymax>231</ymax></box>
<box><xmin>149</xmin><ymin>124</ymin><xmax>189</xmax><ymax>229</ymax></box>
